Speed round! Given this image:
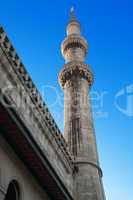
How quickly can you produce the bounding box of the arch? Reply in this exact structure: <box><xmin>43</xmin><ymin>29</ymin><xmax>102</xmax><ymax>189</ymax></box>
<box><xmin>4</xmin><ymin>180</ymin><xmax>20</xmax><ymax>200</ymax></box>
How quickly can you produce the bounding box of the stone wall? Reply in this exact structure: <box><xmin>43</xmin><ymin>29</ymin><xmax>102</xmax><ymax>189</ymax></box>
<box><xmin>0</xmin><ymin>135</ymin><xmax>51</xmax><ymax>200</ymax></box>
<box><xmin>0</xmin><ymin>26</ymin><xmax>74</xmax><ymax>197</ymax></box>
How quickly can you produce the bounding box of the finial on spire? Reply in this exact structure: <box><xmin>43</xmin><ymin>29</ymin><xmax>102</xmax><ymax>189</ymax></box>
<box><xmin>70</xmin><ymin>6</ymin><xmax>76</xmax><ymax>22</ymax></box>
<box><xmin>70</xmin><ymin>6</ymin><xmax>74</xmax><ymax>13</ymax></box>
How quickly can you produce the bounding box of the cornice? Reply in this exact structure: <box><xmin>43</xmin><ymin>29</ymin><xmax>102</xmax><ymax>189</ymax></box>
<box><xmin>0</xmin><ymin>25</ymin><xmax>74</xmax><ymax>170</ymax></box>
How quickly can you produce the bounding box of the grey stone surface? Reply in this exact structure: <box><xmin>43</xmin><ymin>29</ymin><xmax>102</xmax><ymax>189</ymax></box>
<box><xmin>0</xmin><ymin>43</ymin><xmax>74</xmax><ymax>197</ymax></box>
<box><xmin>0</xmin><ymin>136</ymin><xmax>51</xmax><ymax>200</ymax></box>
<box><xmin>59</xmin><ymin>10</ymin><xmax>106</xmax><ymax>200</ymax></box>
<box><xmin>0</xmin><ymin>26</ymin><xmax>74</xmax><ymax>198</ymax></box>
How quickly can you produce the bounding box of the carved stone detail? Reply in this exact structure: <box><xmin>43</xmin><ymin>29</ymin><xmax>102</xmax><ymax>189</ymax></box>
<box><xmin>58</xmin><ymin>61</ymin><xmax>93</xmax><ymax>89</ymax></box>
<box><xmin>0</xmin><ymin>25</ymin><xmax>74</xmax><ymax>171</ymax></box>
<box><xmin>61</xmin><ymin>35</ymin><xmax>88</xmax><ymax>56</ymax></box>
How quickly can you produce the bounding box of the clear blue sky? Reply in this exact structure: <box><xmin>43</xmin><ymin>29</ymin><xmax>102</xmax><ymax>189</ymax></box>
<box><xmin>0</xmin><ymin>0</ymin><xmax>132</xmax><ymax>199</ymax></box>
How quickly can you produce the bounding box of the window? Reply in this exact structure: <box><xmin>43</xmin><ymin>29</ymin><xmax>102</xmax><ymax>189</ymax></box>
<box><xmin>4</xmin><ymin>180</ymin><xmax>20</xmax><ymax>200</ymax></box>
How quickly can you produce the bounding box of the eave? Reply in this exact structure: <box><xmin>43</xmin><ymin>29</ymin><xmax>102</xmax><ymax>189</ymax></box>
<box><xmin>0</xmin><ymin>96</ymin><xmax>73</xmax><ymax>200</ymax></box>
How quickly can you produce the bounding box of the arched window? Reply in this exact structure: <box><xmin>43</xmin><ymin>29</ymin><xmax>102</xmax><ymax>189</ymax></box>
<box><xmin>4</xmin><ymin>180</ymin><xmax>20</xmax><ymax>200</ymax></box>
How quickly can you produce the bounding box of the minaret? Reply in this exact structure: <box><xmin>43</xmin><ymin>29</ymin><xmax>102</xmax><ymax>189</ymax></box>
<box><xmin>59</xmin><ymin>8</ymin><xmax>106</xmax><ymax>200</ymax></box>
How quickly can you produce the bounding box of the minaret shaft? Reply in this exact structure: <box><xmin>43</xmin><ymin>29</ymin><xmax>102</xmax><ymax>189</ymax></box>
<box><xmin>64</xmin><ymin>75</ymin><xmax>97</xmax><ymax>160</ymax></box>
<box><xmin>59</xmin><ymin>8</ymin><xmax>106</xmax><ymax>200</ymax></box>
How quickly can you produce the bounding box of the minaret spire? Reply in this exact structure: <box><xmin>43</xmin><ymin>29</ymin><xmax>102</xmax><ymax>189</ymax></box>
<box><xmin>70</xmin><ymin>7</ymin><xmax>76</xmax><ymax>21</ymax></box>
<box><xmin>59</xmin><ymin>9</ymin><xmax>106</xmax><ymax>200</ymax></box>
<box><xmin>66</xmin><ymin>7</ymin><xmax>81</xmax><ymax>36</ymax></box>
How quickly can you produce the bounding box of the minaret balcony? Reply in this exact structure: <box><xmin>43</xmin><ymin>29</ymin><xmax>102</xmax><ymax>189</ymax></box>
<box><xmin>58</xmin><ymin>61</ymin><xmax>93</xmax><ymax>89</ymax></box>
<box><xmin>61</xmin><ymin>35</ymin><xmax>88</xmax><ymax>57</ymax></box>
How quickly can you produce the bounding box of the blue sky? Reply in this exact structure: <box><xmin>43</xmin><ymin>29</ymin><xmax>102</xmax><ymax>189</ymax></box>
<box><xmin>0</xmin><ymin>0</ymin><xmax>132</xmax><ymax>199</ymax></box>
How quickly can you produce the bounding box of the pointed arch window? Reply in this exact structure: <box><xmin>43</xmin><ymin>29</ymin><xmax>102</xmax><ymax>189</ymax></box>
<box><xmin>4</xmin><ymin>180</ymin><xmax>20</xmax><ymax>200</ymax></box>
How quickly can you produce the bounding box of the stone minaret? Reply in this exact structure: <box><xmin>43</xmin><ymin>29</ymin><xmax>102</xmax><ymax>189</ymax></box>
<box><xmin>59</xmin><ymin>8</ymin><xmax>106</xmax><ymax>200</ymax></box>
